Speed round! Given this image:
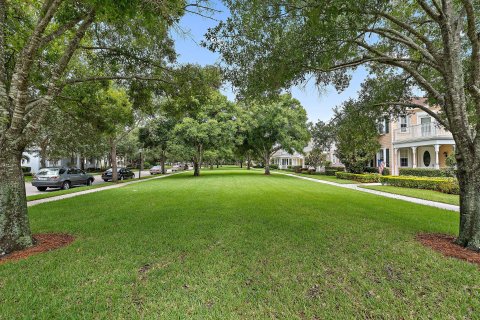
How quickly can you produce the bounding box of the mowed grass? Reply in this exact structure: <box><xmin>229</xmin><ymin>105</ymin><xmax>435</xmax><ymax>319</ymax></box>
<box><xmin>361</xmin><ymin>185</ymin><xmax>460</xmax><ymax>206</ymax></box>
<box><xmin>1</xmin><ymin>169</ymin><xmax>478</xmax><ymax>319</ymax></box>
<box><xmin>289</xmin><ymin>172</ymin><xmax>357</xmax><ymax>184</ymax></box>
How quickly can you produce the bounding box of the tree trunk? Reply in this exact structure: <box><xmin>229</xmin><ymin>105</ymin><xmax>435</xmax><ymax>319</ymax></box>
<box><xmin>193</xmin><ymin>161</ymin><xmax>200</xmax><ymax>176</ymax></box>
<box><xmin>240</xmin><ymin>160</ymin><xmax>243</xmax><ymax>168</ymax></box>
<box><xmin>247</xmin><ymin>155</ymin><xmax>252</xmax><ymax>170</ymax></box>
<box><xmin>456</xmin><ymin>156</ymin><xmax>480</xmax><ymax>251</ymax></box>
<box><xmin>161</xmin><ymin>150</ymin><xmax>166</xmax><ymax>174</ymax></box>
<box><xmin>110</xmin><ymin>138</ymin><xmax>118</xmax><ymax>182</ymax></box>
<box><xmin>139</xmin><ymin>151</ymin><xmax>144</xmax><ymax>179</ymax></box>
<box><xmin>264</xmin><ymin>153</ymin><xmax>271</xmax><ymax>175</ymax></box>
<box><xmin>0</xmin><ymin>146</ymin><xmax>33</xmax><ymax>255</ymax></box>
<box><xmin>193</xmin><ymin>144</ymin><xmax>202</xmax><ymax>177</ymax></box>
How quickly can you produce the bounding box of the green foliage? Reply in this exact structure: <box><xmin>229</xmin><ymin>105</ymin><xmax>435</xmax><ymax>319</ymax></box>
<box><xmin>399</xmin><ymin>168</ymin><xmax>451</xmax><ymax>178</ymax></box>
<box><xmin>242</xmin><ymin>94</ymin><xmax>310</xmax><ymax>161</ymax></box>
<box><xmin>305</xmin><ymin>148</ymin><xmax>327</xmax><ymax>169</ymax></box>
<box><xmin>332</xmin><ymin>100</ymin><xmax>381</xmax><ymax>174</ymax></box>
<box><xmin>380</xmin><ymin>176</ymin><xmax>460</xmax><ymax>195</ymax></box>
<box><xmin>21</xmin><ymin>167</ymin><xmax>31</xmax><ymax>173</ymax></box>
<box><xmin>336</xmin><ymin>172</ymin><xmax>381</xmax><ymax>183</ymax></box>
<box><xmin>324</xmin><ymin>167</ymin><xmax>345</xmax><ymax>176</ymax></box>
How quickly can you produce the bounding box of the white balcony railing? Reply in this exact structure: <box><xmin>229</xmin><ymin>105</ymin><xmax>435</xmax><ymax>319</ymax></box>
<box><xmin>393</xmin><ymin>123</ymin><xmax>452</xmax><ymax>142</ymax></box>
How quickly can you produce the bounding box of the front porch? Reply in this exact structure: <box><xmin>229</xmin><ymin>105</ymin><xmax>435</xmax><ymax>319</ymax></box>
<box><xmin>392</xmin><ymin>143</ymin><xmax>455</xmax><ymax>175</ymax></box>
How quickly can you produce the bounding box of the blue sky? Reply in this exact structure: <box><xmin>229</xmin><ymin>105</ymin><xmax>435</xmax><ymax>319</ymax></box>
<box><xmin>171</xmin><ymin>2</ymin><xmax>368</xmax><ymax>123</ymax></box>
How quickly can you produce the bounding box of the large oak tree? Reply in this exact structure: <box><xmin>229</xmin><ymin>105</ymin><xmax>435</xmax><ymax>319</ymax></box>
<box><xmin>0</xmin><ymin>0</ymin><xmax>208</xmax><ymax>255</ymax></box>
<box><xmin>207</xmin><ymin>0</ymin><xmax>480</xmax><ymax>251</ymax></box>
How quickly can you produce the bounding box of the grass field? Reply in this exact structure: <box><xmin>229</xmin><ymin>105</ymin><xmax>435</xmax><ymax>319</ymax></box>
<box><xmin>361</xmin><ymin>185</ymin><xmax>460</xmax><ymax>206</ymax></box>
<box><xmin>1</xmin><ymin>169</ymin><xmax>478</xmax><ymax>319</ymax></box>
<box><xmin>290</xmin><ymin>172</ymin><xmax>357</xmax><ymax>184</ymax></box>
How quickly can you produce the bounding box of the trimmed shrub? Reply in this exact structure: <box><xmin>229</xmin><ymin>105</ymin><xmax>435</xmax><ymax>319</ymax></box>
<box><xmin>380</xmin><ymin>176</ymin><xmax>459</xmax><ymax>195</ymax></box>
<box><xmin>21</xmin><ymin>166</ymin><xmax>31</xmax><ymax>173</ymax></box>
<box><xmin>399</xmin><ymin>168</ymin><xmax>449</xmax><ymax>177</ymax></box>
<box><xmin>324</xmin><ymin>166</ymin><xmax>345</xmax><ymax>176</ymax></box>
<box><xmin>270</xmin><ymin>164</ymin><xmax>279</xmax><ymax>170</ymax></box>
<box><xmin>293</xmin><ymin>166</ymin><xmax>303</xmax><ymax>173</ymax></box>
<box><xmin>335</xmin><ymin>172</ymin><xmax>381</xmax><ymax>183</ymax></box>
<box><xmin>23</xmin><ymin>172</ymin><xmax>33</xmax><ymax>177</ymax></box>
<box><xmin>364</xmin><ymin>167</ymin><xmax>391</xmax><ymax>175</ymax></box>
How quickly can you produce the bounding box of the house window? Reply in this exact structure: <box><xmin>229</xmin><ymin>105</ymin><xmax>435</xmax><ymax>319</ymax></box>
<box><xmin>400</xmin><ymin>116</ymin><xmax>408</xmax><ymax>132</ymax></box>
<box><xmin>400</xmin><ymin>149</ymin><xmax>409</xmax><ymax>167</ymax></box>
<box><xmin>385</xmin><ymin>117</ymin><xmax>390</xmax><ymax>134</ymax></box>
<box><xmin>423</xmin><ymin>151</ymin><xmax>431</xmax><ymax>167</ymax></box>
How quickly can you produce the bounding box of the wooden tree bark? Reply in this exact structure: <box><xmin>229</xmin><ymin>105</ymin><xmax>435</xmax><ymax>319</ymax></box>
<box><xmin>110</xmin><ymin>137</ymin><xmax>118</xmax><ymax>182</ymax></box>
<box><xmin>193</xmin><ymin>144</ymin><xmax>203</xmax><ymax>176</ymax></box>
<box><xmin>0</xmin><ymin>142</ymin><xmax>33</xmax><ymax>255</ymax></box>
<box><xmin>264</xmin><ymin>152</ymin><xmax>271</xmax><ymax>175</ymax></box>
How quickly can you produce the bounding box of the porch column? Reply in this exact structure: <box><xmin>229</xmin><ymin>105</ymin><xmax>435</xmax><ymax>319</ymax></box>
<box><xmin>411</xmin><ymin>146</ymin><xmax>417</xmax><ymax>168</ymax></box>
<box><xmin>382</xmin><ymin>148</ymin><xmax>387</xmax><ymax>165</ymax></box>
<box><xmin>393</xmin><ymin>148</ymin><xmax>398</xmax><ymax>175</ymax></box>
<box><xmin>434</xmin><ymin>144</ymin><xmax>440</xmax><ymax>169</ymax></box>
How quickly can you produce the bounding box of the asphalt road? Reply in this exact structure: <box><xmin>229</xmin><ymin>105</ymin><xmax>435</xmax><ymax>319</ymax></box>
<box><xmin>25</xmin><ymin>170</ymin><xmax>153</xmax><ymax>196</ymax></box>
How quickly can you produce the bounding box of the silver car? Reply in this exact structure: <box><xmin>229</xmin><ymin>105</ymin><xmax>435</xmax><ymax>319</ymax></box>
<box><xmin>32</xmin><ymin>167</ymin><xmax>95</xmax><ymax>191</ymax></box>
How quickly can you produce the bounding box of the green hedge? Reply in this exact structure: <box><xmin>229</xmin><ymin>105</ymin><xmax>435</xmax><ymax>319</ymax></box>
<box><xmin>364</xmin><ymin>167</ymin><xmax>391</xmax><ymax>175</ymax></box>
<box><xmin>270</xmin><ymin>164</ymin><xmax>279</xmax><ymax>170</ymax></box>
<box><xmin>335</xmin><ymin>172</ymin><xmax>381</xmax><ymax>183</ymax></box>
<box><xmin>325</xmin><ymin>166</ymin><xmax>345</xmax><ymax>176</ymax></box>
<box><xmin>399</xmin><ymin>168</ymin><xmax>450</xmax><ymax>177</ymax></box>
<box><xmin>380</xmin><ymin>176</ymin><xmax>459</xmax><ymax>195</ymax></box>
<box><xmin>21</xmin><ymin>166</ymin><xmax>31</xmax><ymax>173</ymax></box>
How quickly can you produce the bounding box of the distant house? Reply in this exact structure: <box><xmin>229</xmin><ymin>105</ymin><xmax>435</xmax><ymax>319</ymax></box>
<box><xmin>374</xmin><ymin>98</ymin><xmax>455</xmax><ymax>175</ymax></box>
<box><xmin>271</xmin><ymin>149</ymin><xmax>305</xmax><ymax>169</ymax></box>
<box><xmin>271</xmin><ymin>142</ymin><xmax>342</xmax><ymax>170</ymax></box>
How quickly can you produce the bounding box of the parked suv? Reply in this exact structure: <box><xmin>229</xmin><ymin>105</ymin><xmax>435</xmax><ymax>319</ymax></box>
<box><xmin>32</xmin><ymin>167</ymin><xmax>95</xmax><ymax>191</ymax></box>
<box><xmin>101</xmin><ymin>168</ymin><xmax>135</xmax><ymax>182</ymax></box>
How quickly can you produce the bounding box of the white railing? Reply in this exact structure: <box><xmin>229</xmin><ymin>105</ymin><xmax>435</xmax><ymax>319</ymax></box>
<box><xmin>393</xmin><ymin>123</ymin><xmax>452</xmax><ymax>142</ymax></box>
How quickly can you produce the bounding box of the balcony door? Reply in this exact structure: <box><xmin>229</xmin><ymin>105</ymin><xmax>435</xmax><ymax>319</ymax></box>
<box><xmin>421</xmin><ymin>117</ymin><xmax>431</xmax><ymax>137</ymax></box>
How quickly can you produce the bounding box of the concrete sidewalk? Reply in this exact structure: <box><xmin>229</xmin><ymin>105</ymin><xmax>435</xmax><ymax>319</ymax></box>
<box><xmin>28</xmin><ymin>172</ymin><xmax>181</xmax><ymax>207</ymax></box>
<box><xmin>278</xmin><ymin>172</ymin><xmax>459</xmax><ymax>212</ymax></box>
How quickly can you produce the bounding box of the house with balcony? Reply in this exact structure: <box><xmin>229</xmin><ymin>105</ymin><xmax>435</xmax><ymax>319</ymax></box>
<box><xmin>374</xmin><ymin>99</ymin><xmax>455</xmax><ymax>175</ymax></box>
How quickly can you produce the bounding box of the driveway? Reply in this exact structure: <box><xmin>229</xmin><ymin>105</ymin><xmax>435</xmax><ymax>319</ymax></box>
<box><xmin>25</xmin><ymin>170</ymin><xmax>153</xmax><ymax>196</ymax></box>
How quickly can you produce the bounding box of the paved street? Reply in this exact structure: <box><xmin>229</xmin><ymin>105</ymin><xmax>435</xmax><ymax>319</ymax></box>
<box><xmin>25</xmin><ymin>170</ymin><xmax>153</xmax><ymax>196</ymax></box>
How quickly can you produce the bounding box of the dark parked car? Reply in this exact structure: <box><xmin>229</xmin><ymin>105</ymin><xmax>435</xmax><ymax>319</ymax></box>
<box><xmin>32</xmin><ymin>167</ymin><xmax>95</xmax><ymax>191</ymax></box>
<box><xmin>101</xmin><ymin>168</ymin><xmax>135</xmax><ymax>182</ymax></box>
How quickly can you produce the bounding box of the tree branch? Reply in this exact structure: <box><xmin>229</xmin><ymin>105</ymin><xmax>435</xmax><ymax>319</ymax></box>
<box><xmin>374</xmin><ymin>101</ymin><xmax>448</xmax><ymax>128</ymax></box>
<box><xmin>63</xmin><ymin>75</ymin><xmax>174</xmax><ymax>85</ymax></box>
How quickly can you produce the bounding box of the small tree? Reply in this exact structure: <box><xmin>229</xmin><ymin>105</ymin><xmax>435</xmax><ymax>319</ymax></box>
<box><xmin>333</xmin><ymin>100</ymin><xmax>380</xmax><ymax>174</ymax></box>
<box><xmin>139</xmin><ymin>114</ymin><xmax>177</xmax><ymax>174</ymax></box>
<box><xmin>305</xmin><ymin>148</ymin><xmax>327</xmax><ymax>171</ymax></box>
<box><xmin>243</xmin><ymin>94</ymin><xmax>310</xmax><ymax>175</ymax></box>
<box><xmin>173</xmin><ymin>93</ymin><xmax>239</xmax><ymax>176</ymax></box>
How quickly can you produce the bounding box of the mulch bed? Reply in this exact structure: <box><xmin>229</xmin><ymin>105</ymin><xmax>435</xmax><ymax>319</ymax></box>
<box><xmin>416</xmin><ymin>233</ymin><xmax>480</xmax><ymax>266</ymax></box>
<box><xmin>0</xmin><ymin>233</ymin><xmax>74</xmax><ymax>265</ymax></box>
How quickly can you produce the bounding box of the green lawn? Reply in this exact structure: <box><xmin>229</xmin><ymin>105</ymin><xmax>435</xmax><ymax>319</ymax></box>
<box><xmin>290</xmin><ymin>172</ymin><xmax>357</xmax><ymax>184</ymax></box>
<box><xmin>1</xmin><ymin>169</ymin><xmax>478</xmax><ymax>319</ymax></box>
<box><xmin>360</xmin><ymin>185</ymin><xmax>460</xmax><ymax>206</ymax></box>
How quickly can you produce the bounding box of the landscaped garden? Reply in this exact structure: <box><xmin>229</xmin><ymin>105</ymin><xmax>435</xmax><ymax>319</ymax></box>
<box><xmin>360</xmin><ymin>185</ymin><xmax>460</xmax><ymax>206</ymax></box>
<box><xmin>1</xmin><ymin>169</ymin><xmax>478</xmax><ymax>319</ymax></box>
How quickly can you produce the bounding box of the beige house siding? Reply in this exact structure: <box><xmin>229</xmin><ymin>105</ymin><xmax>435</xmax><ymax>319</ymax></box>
<box><xmin>375</xmin><ymin>100</ymin><xmax>455</xmax><ymax>175</ymax></box>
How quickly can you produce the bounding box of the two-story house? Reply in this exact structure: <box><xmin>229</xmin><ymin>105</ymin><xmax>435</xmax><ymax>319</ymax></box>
<box><xmin>374</xmin><ymin>98</ymin><xmax>455</xmax><ymax>175</ymax></box>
